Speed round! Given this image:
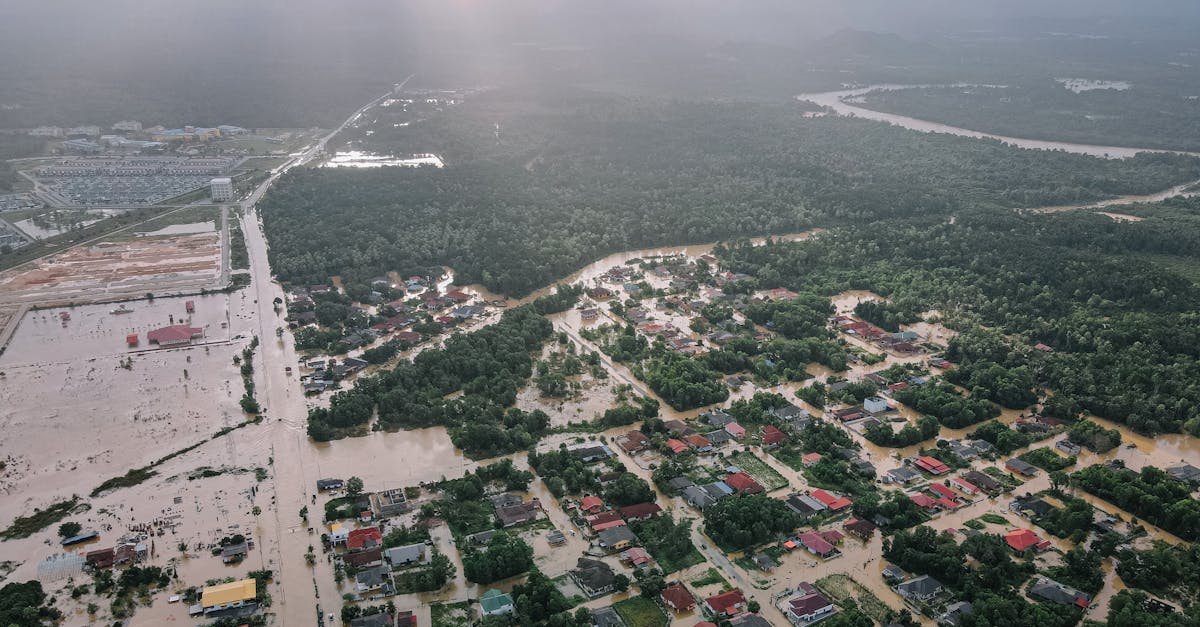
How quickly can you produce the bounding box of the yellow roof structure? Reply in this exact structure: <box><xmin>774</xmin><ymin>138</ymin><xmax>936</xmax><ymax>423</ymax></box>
<box><xmin>201</xmin><ymin>578</ymin><xmax>256</xmax><ymax>608</ymax></box>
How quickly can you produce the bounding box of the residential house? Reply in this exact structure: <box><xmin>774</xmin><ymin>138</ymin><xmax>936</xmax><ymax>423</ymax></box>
<box><xmin>798</xmin><ymin>532</ymin><xmax>838</xmax><ymax>559</ymax></box>
<box><xmin>490</xmin><ymin>493</ymin><xmax>524</xmax><ymax>509</ymax></box>
<box><xmin>480</xmin><ymin>589</ymin><xmax>515</xmax><ymax>616</ymax></box>
<box><xmin>1005</xmin><ymin>529</ymin><xmax>1052</xmax><ymax>553</ymax></box>
<box><xmin>622</xmin><ymin>547</ymin><xmax>653</xmax><ymax>567</ymax></box>
<box><xmin>725</xmin><ymin>472</ymin><xmax>765</xmax><ymax>495</ymax></box>
<box><xmin>699</xmin><ymin>403</ymin><xmax>731</xmax><ymax>425</ymax></box>
<box><xmin>968</xmin><ymin>440</ymin><xmax>995</xmax><ymax>455</ymax></box>
<box><xmin>882</xmin><ymin>564</ymin><xmax>907</xmax><ymax>583</ymax></box>
<box><xmin>355</xmin><ymin>564</ymin><xmax>393</xmax><ymax>594</ymax></box>
<box><xmin>724</xmin><ymin>422</ymin><xmax>747</xmax><ymax>439</ymax></box>
<box><xmin>1029</xmin><ymin>577</ymin><xmax>1092</xmax><ymax>608</ymax></box>
<box><xmin>914</xmin><ymin>456</ymin><xmax>950</xmax><ymax>475</ymax></box>
<box><xmin>949</xmin><ymin>477</ymin><xmax>980</xmax><ymax>496</ymax></box>
<box><xmin>617</xmin><ymin>430</ymin><xmax>650</xmax><ymax>453</ymax></box>
<box><xmin>864</xmin><ymin>396</ymin><xmax>889</xmax><ymax>414</ymax></box>
<box><xmin>752</xmin><ymin>553</ymin><xmax>778</xmax><ymax>571</ymax></box>
<box><xmin>344</xmin><ymin>548</ymin><xmax>383</xmax><ymax>571</ymax></box>
<box><xmin>886</xmin><ymin>467</ymin><xmax>922</xmax><ymax>485</ymax></box>
<box><xmin>372</xmin><ymin>488</ymin><xmax>409</xmax><ymax>517</ymax></box>
<box><xmin>667</xmin><ymin>439</ymin><xmax>690</xmax><ymax>454</ymax></box>
<box><xmin>592</xmin><ymin>607</ymin><xmax>624</xmax><ymax>627</ymax></box>
<box><xmin>910</xmin><ymin>494</ymin><xmax>939</xmax><ymax>510</ymax></box>
<box><xmin>350</xmin><ymin>613</ymin><xmax>394</xmax><ymax>627</ymax></box>
<box><xmin>801</xmin><ymin>453</ymin><xmax>823</xmax><ymax>467</ymax></box>
<box><xmin>929</xmin><ymin>483</ymin><xmax>959</xmax><ymax>502</ymax></box>
<box><xmin>685</xmin><ymin>434</ymin><xmax>714</xmax><ymax>452</ymax></box>
<box><xmin>496</xmin><ymin>500</ymin><xmax>543</xmax><ymax>528</ymax></box>
<box><xmin>661</xmin><ymin>583</ymin><xmax>696</xmax><ymax>612</ymax></box>
<box><xmin>843</xmin><ymin>518</ymin><xmax>878</xmax><ymax>540</ymax></box>
<box><xmin>946</xmin><ymin>440</ymin><xmax>978</xmax><ymax>461</ymax></box>
<box><xmin>783</xmin><ymin>582</ymin><xmax>836</xmax><ymax>626</ymax></box>
<box><xmin>667</xmin><ymin>477</ymin><xmax>696</xmax><ymax>493</ymax></box>
<box><xmin>1056</xmin><ymin>440</ymin><xmax>1083</xmax><ymax>455</ymax></box>
<box><xmin>894</xmin><ymin>575</ymin><xmax>945</xmax><ymax>603</ymax></box>
<box><xmin>665</xmin><ymin>420</ymin><xmax>695</xmax><ymax>436</ymax></box>
<box><xmin>1005</xmin><ymin>458</ymin><xmax>1039</xmax><ymax>477</ymax></box>
<box><xmin>850</xmin><ymin>458</ymin><xmax>876</xmax><ymax>476</ymax></box>
<box><xmin>619</xmin><ymin>502</ymin><xmax>663</xmax><ymax>522</ymax></box>
<box><xmin>316</xmin><ymin>478</ymin><xmax>344</xmax><ymax>491</ymax></box>
<box><xmin>704</xmin><ymin>589</ymin><xmax>747</xmax><ymax>617</ymax></box>
<box><xmin>586</xmin><ymin>511</ymin><xmax>624</xmax><ymax>530</ymax></box>
<box><xmin>347</xmin><ymin>528</ymin><xmax>383</xmax><ymax>552</ymax></box>
<box><xmin>465</xmin><ymin>529</ymin><xmax>496</xmax><ymax>546</ymax></box>
<box><xmin>961</xmin><ymin>470</ymin><xmax>1003</xmax><ymax>494</ymax></box>
<box><xmin>1166</xmin><ymin>464</ymin><xmax>1200</xmax><ymax>484</ymax></box>
<box><xmin>581</xmin><ymin>495</ymin><xmax>605</xmax><ymax>515</ymax></box>
<box><xmin>1011</xmin><ymin>496</ymin><xmax>1055</xmax><ymax>519</ymax></box>
<box><xmin>761</xmin><ymin>426</ymin><xmax>787</xmax><ymax>448</ymax></box>
<box><xmin>937</xmin><ymin>601</ymin><xmax>973</xmax><ymax>627</ymax></box>
<box><xmin>785</xmin><ymin>494</ymin><xmax>827</xmax><ymax>519</ymax></box>
<box><xmin>810</xmin><ymin>489</ymin><xmax>852</xmax><ymax>511</ymax></box>
<box><xmin>597</xmin><ymin>525</ymin><xmax>638</xmax><ymax>552</ymax></box>
<box><xmin>383</xmin><ymin>543</ymin><xmax>426</xmax><ymax>567</ymax></box>
<box><xmin>707</xmin><ymin>429</ymin><xmax>734</xmax><ymax>446</ymax></box>
<box><xmin>683</xmin><ymin>485</ymin><xmax>718</xmax><ymax>510</ymax></box>
<box><xmin>568</xmin><ymin>444</ymin><xmax>613</xmax><ymax>463</ymax></box>
<box><xmin>200</xmin><ymin>579</ymin><xmax>257</xmax><ymax>615</ymax></box>
<box><xmin>571</xmin><ymin>558</ymin><xmax>617</xmax><ymax>598</ymax></box>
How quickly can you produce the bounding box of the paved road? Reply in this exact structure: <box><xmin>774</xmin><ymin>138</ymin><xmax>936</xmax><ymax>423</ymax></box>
<box><xmin>235</xmin><ymin>74</ymin><xmax>413</xmax><ymax>626</ymax></box>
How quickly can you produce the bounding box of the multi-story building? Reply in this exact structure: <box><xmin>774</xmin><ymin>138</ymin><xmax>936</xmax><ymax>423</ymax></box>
<box><xmin>210</xmin><ymin>177</ymin><xmax>234</xmax><ymax>202</ymax></box>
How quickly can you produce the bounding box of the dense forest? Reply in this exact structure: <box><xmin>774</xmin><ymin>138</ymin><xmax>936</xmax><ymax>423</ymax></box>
<box><xmin>259</xmin><ymin>88</ymin><xmax>1200</xmax><ymax>296</ymax></box>
<box><xmin>716</xmin><ymin>200</ymin><xmax>1200</xmax><ymax>436</ymax></box>
<box><xmin>858</xmin><ymin>82</ymin><xmax>1200</xmax><ymax>152</ymax></box>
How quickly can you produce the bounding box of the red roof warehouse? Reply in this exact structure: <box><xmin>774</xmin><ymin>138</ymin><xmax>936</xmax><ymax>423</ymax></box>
<box><xmin>146</xmin><ymin>325</ymin><xmax>204</xmax><ymax>346</ymax></box>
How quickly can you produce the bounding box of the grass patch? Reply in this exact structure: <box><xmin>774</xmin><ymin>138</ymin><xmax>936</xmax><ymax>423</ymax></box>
<box><xmin>111</xmin><ymin>205</ymin><xmax>220</xmax><ymax>239</ymax></box>
<box><xmin>1018</xmin><ymin>447</ymin><xmax>1076</xmax><ymax>472</ymax></box>
<box><xmin>1</xmin><ymin>498</ymin><xmax>82</xmax><ymax>540</ymax></box>
<box><xmin>729</xmin><ymin>451</ymin><xmax>790</xmax><ymax>491</ymax></box>
<box><xmin>690</xmin><ymin>567</ymin><xmax>727</xmax><ymax>588</ymax></box>
<box><xmin>613</xmin><ymin>596</ymin><xmax>668</xmax><ymax>627</ymax></box>
<box><xmin>630</xmin><ymin>517</ymin><xmax>705</xmax><ymax>575</ymax></box>
<box><xmin>815</xmin><ymin>574</ymin><xmax>891</xmax><ymax>623</ymax></box>
<box><xmin>963</xmin><ymin>519</ymin><xmax>985</xmax><ymax>530</ymax></box>
<box><xmin>229</xmin><ymin>211</ymin><xmax>249</xmax><ymax>270</ymax></box>
<box><xmin>979</xmin><ymin>513</ymin><xmax>1010</xmax><ymax>525</ymax></box>
<box><xmin>430</xmin><ymin>601</ymin><xmax>471</xmax><ymax>627</ymax></box>
<box><xmin>984</xmin><ymin>466</ymin><xmax>1024</xmax><ymax>487</ymax></box>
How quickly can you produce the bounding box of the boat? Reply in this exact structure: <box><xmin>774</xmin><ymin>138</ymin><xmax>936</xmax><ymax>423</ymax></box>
<box><xmin>110</xmin><ymin>305</ymin><xmax>133</xmax><ymax>315</ymax></box>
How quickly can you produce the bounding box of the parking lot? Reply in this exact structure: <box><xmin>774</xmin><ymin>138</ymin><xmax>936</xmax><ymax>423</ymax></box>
<box><xmin>33</xmin><ymin>156</ymin><xmax>238</xmax><ymax>206</ymax></box>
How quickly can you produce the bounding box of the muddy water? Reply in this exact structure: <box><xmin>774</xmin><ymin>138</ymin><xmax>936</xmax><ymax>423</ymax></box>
<box><xmin>1026</xmin><ymin>177</ymin><xmax>1200</xmax><ymax>213</ymax></box>
<box><xmin>797</xmin><ymin>86</ymin><xmax>1200</xmax><ymax>160</ymax></box>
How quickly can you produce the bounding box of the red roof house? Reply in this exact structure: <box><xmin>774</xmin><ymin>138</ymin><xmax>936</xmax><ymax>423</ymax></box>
<box><xmin>724</xmin><ymin>422</ymin><xmax>746</xmax><ymax>438</ymax></box>
<box><xmin>126</xmin><ymin>333</ymin><xmax>139</xmax><ymax>347</ymax></box>
<box><xmin>685</xmin><ymin>434</ymin><xmax>713</xmax><ymax>450</ymax></box>
<box><xmin>581</xmin><ymin>496</ymin><xmax>604</xmax><ymax>514</ymax></box>
<box><xmin>910</xmin><ymin>494</ymin><xmax>938</xmax><ymax>509</ymax></box>
<box><xmin>619</xmin><ymin>502</ymin><xmax>663</xmax><ymax>522</ymax></box>
<box><xmin>661</xmin><ymin>583</ymin><xmax>696</xmax><ymax>612</ymax></box>
<box><xmin>798</xmin><ymin>531</ymin><xmax>837</xmax><ymax>558</ymax></box>
<box><xmin>801</xmin><ymin>453</ymin><xmax>823</xmax><ymax>467</ymax></box>
<box><xmin>761</xmin><ymin>425</ymin><xmax>786</xmax><ymax>447</ymax></box>
<box><xmin>811</xmin><ymin>489</ymin><xmax>851</xmax><ymax>511</ymax></box>
<box><xmin>929</xmin><ymin>483</ymin><xmax>958</xmax><ymax>500</ymax></box>
<box><xmin>586</xmin><ymin>511</ymin><xmax>623</xmax><ymax>528</ymax></box>
<box><xmin>346</xmin><ymin>527</ymin><xmax>383</xmax><ymax>551</ymax></box>
<box><xmin>704</xmin><ymin>589</ymin><xmax>746</xmax><ymax>617</ymax></box>
<box><xmin>621</xmin><ymin>547</ymin><xmax>652</xmax><ymax>567</ymax></box>
<box><xmin>725</xmin><ymin>472</ymin><xmax>765</xmax><ymax>495</ymax></box>
<box><xmin>950</xmin><ymin>477</ymin><xmax>979</xmax><ymax>495</ymax></box>
<box><xmin>395</xmin><ymin>331</ymin><xmax>421</xmax><ymax>343</ymax></box>
<box><xmin>915</xmin><ymin>456</ymin><xmax>950</xmax><ymax>475</ymax></box>
<box><xmin>445</xmin><ymin>290</ymin><xmax>471</xmax><ymax>302</ymax></box>
<box><xmin>592</xmin><ymin>519</ymin><xmax>628</xmax><ymax>532</ymax></box>
<box><xmin>666</xmin><ymin>439</ymin><xmax>689</xmax><ymax>454</ymax></box>
<box><xmin>1006</xmin><ymin>529</ymin><xmax>1052</xmax><ymax>552</ymax></box>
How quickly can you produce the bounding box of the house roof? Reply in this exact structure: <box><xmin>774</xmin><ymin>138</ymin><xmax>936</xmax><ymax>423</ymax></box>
<box><xmin>345</xmin><ymin>547</ymin><xmax>382</xmax><ymax>568</ymax></box>
<box><xmin>725</xmin><ymin>472</ymin><xmax>764</xmax><ymax>494</ymax></box>
<box><xmin>572</xmin><ymin>557</ymin><xmax>615</xmax><ymax>590</ymax></box>
<box><xmin>480</xmin><ymin>589</ymin><xmax>514</xmax><ymax>613</ymax></box>
<box><xmin>685</xmin><ymin>434</ymin><xmax>712</xmax><ymax>449</ymax></box>
<box><xmin>620</xmin><ymin>502</ymin><xmax>663</xmax><ymax>519</ymax></box>
<box><xmin>661</xmin><ymin>583</ymin><xmax>695</xmax><ymax>610</ymax></box>
<box><xmin>799</xmin><ymin>531</ymin><xmax>836</xmax><ymax>555</ymax></box>
<box><xmin>598</xmin><ymin>525</ymin><xmax>637</xmax><ymax>546</ymax></box>
<box><xmin>581</xmin><ymin>496</ymin><xmax>604</xmax><ymax>511</ymax></box>
<box><xmin>201</xmin><ymin>579</ymin><xmax>256</xmax><ymax>608</ymax></box>
<box><xmin>929</xmin><ymin>483</ymin><xmax>957</xmax><ymax>499</ymax></box>
<box><xmin>1030</xmin><ymin>577</ymin><xmax>1091</xmax><ymax>607</ymax></box>
<box><xmin>888</xmin><ymin>467</ymin><xmax>922</xmax><ymax>482</ymax></box>
<box><xmin>725</xmin><ymin>422</ymin><xmax>746</xmax><ymax>437</ymax></box>
<box><xmin>788</xmin><ymin>588</ymin><xmax>834</xmax><ymax>617</ymax></box>
<box><xmin>915</xmin><ymin>456</ymin><xmax>950</xmax><ymax>475</ymax></box>
<box><xmin>592</xmin><ymin>519</ymin><xmax>628</xmax><ymax>532</ymax></box>
<box><xmin>1005</xmin><ymin>529</ymin><xmax>1049</xmax><ymax>552</ymax></box>
<box><xmin>383</xmin><ymin>544</ymin><xmax>424</xmax><ymax>564</ymax></box>
<box><xmin>896</xmin><ymin>575</ymin><xmax>943</xmax><ymax>598</ymax></box>
<box><xmin>346</xmin><ymin>527</ymin><xmax>383</xmax><ymax>551</ymax></box>
<box><xmin>705</xmin><ymin>589</ymin><xmax>746</xmax><ymax>615</ymax></box>
<box><xmin>623</xmin><ymin>547</ymin><xmax>652</xmax><ymax>565</ymax></box>
<box><xmin>761</xmin><ymin>425</ymin><xmax>786</xmax><ymax>445</ymax></box>
<box><xmin>844</xmin><ymin>518</ymin><xmax>877</xmax><ymax>538</ymax></box>
<box><xmin>147</xmin><ymin>324</ymin><xmax>203</xmax><ymax>344</ymax></box>
<box><xmin>667</xmin><ymin>439</ymin><xmax>689</xmax><ymax>454</ymax></box>
<box><xmin>587</xmin><ymin>510</ymin><xmax>624</xmax><ymax>527</ymax></box>
<box><xmin>950</xmin><ymin>477</ymin><xmax>979</xmax><ymax>493</ymax></box>
<box><xmin>910</xmin><ymin>494</ymin><xmax>938</xmax><ymax>508</ymax></box>
<box><xmin>802</xmin><ymin>453</ymin><xmax>823</xmax><ymax>464</ymax></box>
<box><xmin>1005</xmin><ymin>458</ymin><xmax>1039</xmax><ymax>475</ymax></box>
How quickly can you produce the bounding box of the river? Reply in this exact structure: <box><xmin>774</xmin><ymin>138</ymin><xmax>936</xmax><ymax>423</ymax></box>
<box><xmin>796</xmin><ymin>85</ymin><xmax>1200</xmax><ymax>161</ymax></box>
